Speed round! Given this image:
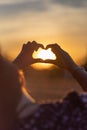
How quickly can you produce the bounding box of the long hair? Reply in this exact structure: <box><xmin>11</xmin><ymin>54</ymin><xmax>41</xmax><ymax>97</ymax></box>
<box><xmin>0</xmin><ymin>55</ymin><xmax>22</xmax><ymax>129</ymax></box>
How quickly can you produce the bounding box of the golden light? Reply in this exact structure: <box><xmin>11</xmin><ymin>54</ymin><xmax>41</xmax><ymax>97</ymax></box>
<box><xmin>32</xmin><ymin>48</ymin><xmax>56</xmax><ymax>70</ymax></box>
<box><xmin>33</xmin><ymin>48</ymin><xmax>56</xmax><ymax>60</ymax></box>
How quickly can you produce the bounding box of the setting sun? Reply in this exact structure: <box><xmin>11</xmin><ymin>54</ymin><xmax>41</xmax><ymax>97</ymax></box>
<box><xmin>33</xmin><ymin>48</ymin><xmax>56</xmax><ymax>61</ymax></box>
<box><xmin>32</xmin><ymin>48</ymin><xmax>56</xmax><ymax>70</ymax></box>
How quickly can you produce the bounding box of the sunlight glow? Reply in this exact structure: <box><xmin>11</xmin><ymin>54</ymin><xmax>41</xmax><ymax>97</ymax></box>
<box><xmin>31</xmin><ymin>63</ymin><xmax>54</xmax><ymax>70</ymax></box>
<box><xmin>33</xmin><ymin>48</ymin><xmax>56</xmax><ymax>60</ymax></box>
<box><xmin>32</xmin><ymin>48</ymin><xmax>56</xmax><ymax>70</ymax></box>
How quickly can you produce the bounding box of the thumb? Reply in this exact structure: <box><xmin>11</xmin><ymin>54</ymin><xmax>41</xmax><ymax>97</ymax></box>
<box><xmin>43</xmin><ymin>59</ymin><xmax>64</xmax><ymax>68</ymax></box>
<box><xmin>43</xmin><ymin>59</ymin><xmax>57</xmax><ymax>65</ymax></box>
<box><xmin>32</xmin><ymin>58</ymin><xmax>57</xmax><ymax>65</ymax></box>
<box><xmin>32</xmin><ymin>58</ymin><xmax>45</xmax><ymax>63</ymax></box>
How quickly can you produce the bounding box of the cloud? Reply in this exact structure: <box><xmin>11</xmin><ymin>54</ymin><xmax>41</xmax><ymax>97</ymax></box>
<box><xmin>0</xmin><ymin>0</ymin><xmax>48</xmax><ymax>18</ymax></box>
<box><xmin>0</xmin><ymin>0</ymin><xmax>34</xmax><ymax>4</ymax></box>
<box><xmin>0</xmin><ymin>0</ymin><xmax>87</xmax><ymax>19</ymax></box>
<box><xmin>52</xmin><ymin>0</ymin><xmax>87</xmax><ymax>7</ymax></box>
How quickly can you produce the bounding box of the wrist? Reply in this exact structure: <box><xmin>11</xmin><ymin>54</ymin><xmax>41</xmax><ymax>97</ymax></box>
<box><xmin>68</xmin><ymin>65</ymin><xmax>85</xmax><ymax>75</ymax></box>
<box><xmin>67</xmin><ymin>63</ymin><xmax>79</xmax><ymax>74</ymax></box>
<box><xmin>13</xmin><ymin>55</ymin><xmax>23</xmax><ymax>70</ymax></box>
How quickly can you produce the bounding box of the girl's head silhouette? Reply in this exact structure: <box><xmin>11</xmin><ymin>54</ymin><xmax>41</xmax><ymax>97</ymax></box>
<box><xmin>0</xmin><ymin>55</ymin><xmax>22</xmax><ymax>130</ymax></box>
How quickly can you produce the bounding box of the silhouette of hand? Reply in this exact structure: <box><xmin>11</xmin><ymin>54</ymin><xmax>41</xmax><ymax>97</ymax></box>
<box><xmin>14</xmin><ymin>41</ymin><xmax>44</xmax><ymax>69</ymax></box>
<box><xmin>44</xmin><ymin>43</ymin><xmax>78</xmax><ymax>71</ymax></box>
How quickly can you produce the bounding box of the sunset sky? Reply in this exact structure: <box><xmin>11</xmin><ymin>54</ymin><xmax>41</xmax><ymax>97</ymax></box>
<box><xmin>0</xmin><ymin>0</ymin><xmax>87</xmax><ymax>67</ymax></box>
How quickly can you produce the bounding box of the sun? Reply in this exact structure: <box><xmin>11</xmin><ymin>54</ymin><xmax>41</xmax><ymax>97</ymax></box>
<box><xmin>33</xmin><ymin>48</ymin><xmax>56</xmax><ymax>60</ymax></box>
<box><xmin>32</xmin><ymin>48</ymin><xmax>56</xmax><ymax>70</ymax></box>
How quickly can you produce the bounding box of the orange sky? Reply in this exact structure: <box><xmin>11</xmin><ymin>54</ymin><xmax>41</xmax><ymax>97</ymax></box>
<box><xmin>0</xmin><ymin>0</ymin><xmax>87</xmax><ymax>69</ymax></box>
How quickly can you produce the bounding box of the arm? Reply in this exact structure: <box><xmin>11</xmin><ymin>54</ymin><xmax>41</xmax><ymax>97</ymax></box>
<box><xmin>45</xmin><ymin>44</ymin><xmax>87</xmax><ymax>91</ymax></box>
<box><xmin>13</xmin><ymin>41</ymin><xmax>44</xmax><ymax>70</ymax></box>
<box><xmin>70</xmin><ymin>67</ymin><xmax>87</xmax><ymax>91</ymax></box>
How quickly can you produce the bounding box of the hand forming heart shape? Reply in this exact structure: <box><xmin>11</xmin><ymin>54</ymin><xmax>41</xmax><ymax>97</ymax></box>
<box><xmin>14</xmin><ymin>41</ymin><xmax>77</xmax><ymax>71</ymax></box>
<box><xmin>15</xmin><ymin>41</ymin><xmax>65</xmax><ymax>69</ymax></box>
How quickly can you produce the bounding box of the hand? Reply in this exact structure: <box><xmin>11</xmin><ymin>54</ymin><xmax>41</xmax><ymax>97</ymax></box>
<box><xmin>13</xmin><ymin>41</ymin><xmax>44</xmax><ymax>69</ymax></box>
<box><xmin>44</xmin><ymin>43</ymin><xmax>78</xmax><ymax>71</ymax></box>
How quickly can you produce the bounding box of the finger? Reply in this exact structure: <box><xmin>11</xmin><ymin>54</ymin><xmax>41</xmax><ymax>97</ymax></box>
<box><xmin>27</xmin><ymin>41</ymin><xmax>31</xmax><ymax>44</ymax></box>
<box><xmin>44</xmin><ymin>59</ymin><xmax>64</xmax><ymax>68</ymax></box>
<box><xmin>21</xmin><ymin>43</ymin><xmax>29</xmax><ymax>52</ymax></box>
<box><xmin>22</xmin><ymin>41</ymin><xmax>31</xmax><ymax>50</ymax></box>
<box><xmin>46</xmin><ymin>43</ymin><xmax>61</xmax><ymax>50</ymax></box>
<box><xmin>46</xmin><ymin>43</ymin><xmax>63</xmax><ymax>57</ymax></box>
<box><xmin>22</xmin><ymin>44</ymin><xmax>26</xmax><ymax>49</ymax></box>
<box><xmin>32</xmin><ymin>58</ymin><xmax>62</xmax><ymax>68</ymax></box>
<box><xmin>32</xmin><ymin>41</ymin><xmax>44</xmax><ymax>51</ymax></box>
<box><xmin>32</xmin><ymin>58</ymin><xmax>44</xmax><ymax>64</ymax></box>
<box><xmin>43</xmin><ymin>59</ymin><xmax>57</xmax><ymax>65</ymax></box>
<box><xmin>32</xmin><ymin>58</ymin><xmax>56</xmax><ymax>64</ymax></box>
<box><xmin>23</xmin><ymin>41</ymin><xmax>44</xmax><ymax>52</ymax></box>
<box><xmin>46</xmin><ymin>44</ymin><xmax>55</xmax><ymax>50</ymax></box>
<box><xmin>46</xmin><ymin>44</ymin><xmax>60</xmax><ymax>53</ymax></box>
<box><xmin>26</xmin><ymin>41</ymin><xmax>32</xmax><ymax>46</ymax></box>
<box><xmin>36</xmin><ymin>44</ymin><xmax>44</xmax><ymax>50</ymax></box>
